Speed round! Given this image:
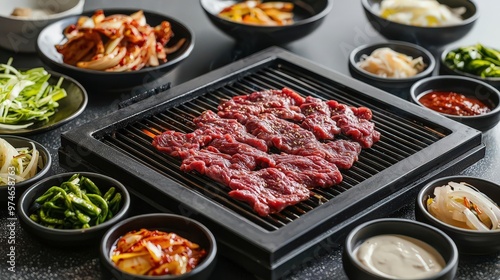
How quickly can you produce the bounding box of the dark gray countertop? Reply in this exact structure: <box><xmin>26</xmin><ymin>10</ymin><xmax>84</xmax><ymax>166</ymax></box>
<box><xmin>1</xmin><ymin>0</ymin><xmax>499</xmax><ymax>279</ymax></box>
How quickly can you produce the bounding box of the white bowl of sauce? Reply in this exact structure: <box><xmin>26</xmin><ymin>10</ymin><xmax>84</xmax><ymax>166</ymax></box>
<box><xmin>343</xmin><ymin>218</ymin><xmax>458</xmax><ymax>280</ymax></box>
<box><xmin>410</xmin><ymin>75</ymin><xmax>500</xmax><ymax>131</ymax></box>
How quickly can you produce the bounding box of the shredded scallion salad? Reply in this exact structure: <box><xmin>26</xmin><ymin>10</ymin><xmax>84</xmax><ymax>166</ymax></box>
<box><xmin>0</xmin><ymin>58</ymin><xmax>67</xmax><ymax>130</ymax></box>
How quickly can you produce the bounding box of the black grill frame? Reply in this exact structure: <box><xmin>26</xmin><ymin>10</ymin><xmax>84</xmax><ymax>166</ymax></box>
<box><xmin>59</xmin><ymin>47</ymin><xmax>484</xmax><ymax>279</ymax></box>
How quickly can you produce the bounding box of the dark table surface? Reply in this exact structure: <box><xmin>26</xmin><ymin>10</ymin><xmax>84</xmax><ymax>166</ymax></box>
<box><xmin>1</xmin><ymin>0</ymin><xmax>500</xmax><ymax>279</ymax></box>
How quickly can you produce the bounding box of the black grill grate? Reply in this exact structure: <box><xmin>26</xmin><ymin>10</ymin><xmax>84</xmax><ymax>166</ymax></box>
<box><xmin>60</xmin><ymin>48</ymin><xmax>484</xmax><ymax>279</ymax></box>
<box><xmin>99</xmin><ymin>62</ymin><xmax>447</xmax><ymax>231</ymax></box>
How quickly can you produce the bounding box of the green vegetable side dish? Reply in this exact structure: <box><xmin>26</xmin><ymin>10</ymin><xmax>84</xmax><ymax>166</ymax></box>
<box><xmin>444</xmin><ymin>44</ymin><xmax>500</xmax><ymax>78</ymax></box>
<box><xmin>0</xmin><ymin>58</ymin><xmax>68</xmax><ymax>130</ymax></box>
<box><xmin>29</xmin><ymin>174</ymin><xmax>123</xmax><ymax>229</ymax></box>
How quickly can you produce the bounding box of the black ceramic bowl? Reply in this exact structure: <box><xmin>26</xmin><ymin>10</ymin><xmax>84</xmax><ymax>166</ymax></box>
<box><xmin>343</xmin><ymin>218</ymin><xmax>458</xmax><ymax>280</ymax></box>
<box><xmin>36</xmin><ymin>9</ymin><xmax>194</xmax><ymax>90</ymax></box>
<box><xmin>0</xmin><ymin>69</ymin><xmax>88</xmax><ymax>135</ymax></box>
<box><xmin>200</xmin><ymin>0</ymin><xmax>332</xmax><ymax>49</ymax></box>
<box><xmin>440</xmin><ymin>44</ymin><xmax>500</xmax><ymax>89</ymax></box>
<box><xmin>416</xmin><ymin>176</ymin><xmax>500</xmax><ymax>255</ymax></box>
<box><xmin>410</xmin><ymin>75</ymin><xmax>500</xmax><ymax>131</ymax></box>
<box><xmin>17</xmin><ymin>172</ymin><xmax>130</xmax><ymax>246</ymax></box>
<box><xmin>100</xmin><ymin>213</ymin><xmax>217</xmax><ymax>280</ymax></box>
<box><xmin>349</xmin><ymin>41</ymin><xmax>435</xmax><ymax>94</ymax></box>
<box><xmin>361</xmin><ymin>0</ymin><xmax>478</xmax><ymax>47</ymax></box>
<box><xmin>0</xmin><ymin>136</ymin><xmax>52</xmax><ymax>202</ymax></box>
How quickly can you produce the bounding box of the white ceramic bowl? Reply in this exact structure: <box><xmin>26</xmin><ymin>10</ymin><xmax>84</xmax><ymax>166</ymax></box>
<box><xmin>0</xmin><ymin>0</ymin><xmax>84</xmax><ymax>53</ymax></box>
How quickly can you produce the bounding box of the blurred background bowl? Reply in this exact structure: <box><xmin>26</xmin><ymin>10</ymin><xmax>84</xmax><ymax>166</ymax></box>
<box><xmin>349</xmin><ymin>40</ymin><xmax>435</xmax><ymax>97</ymax></box>
<box><xmin>410</xmin><ymin>75</ymin><xmax>500</xmax><ymax>131</ymax></box>
<box><xmin>36</xmin><ymin>9</ymin><xmax>194</xmax><ymax>90</ymax></box>
<box><xmin>415</xmin><ymin>176</ymin><xmax>500</xmax><ymax>255</ymax></box>
<box><xmin>0</xmin><ymin>0</ymin><xmax>84</xmax><ymax>53</ymax></box>
<box><xmin>361</xmin><ymin>0</ymin><xmax>478</xmax><ymax>47</ymax></box>
<box><xmin>17</xmin><ymin>172</ymin><xmax>130</xmax><ymax>246</ymax></box>
<box><xmin>0</xmin><ymin>135</ymin><xmax>52</xmax><ymax>202</ymax></box>
<box><xmin>100</xmin><ymin>213</ymin><xmax>217</xmax><ymax>280</ymax></box>
<box><xmin>200</xmin><ymin>0</ymin><xmax>332</xmax><ymax>50</ymax></box>
<box><xmin>343</xmin><ymin>218</ymin><xmax>458</xmax><ymax>280</ymax></box>
<box><xmin>440</xmin><ymin>44</ymin><xmax>500</xmax><ymax>89</ymax></box>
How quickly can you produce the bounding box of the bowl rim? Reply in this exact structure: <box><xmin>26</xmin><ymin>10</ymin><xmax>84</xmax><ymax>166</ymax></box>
<box><xmin>410</xmin><ymin>75</ymin><xmax>500</xmax><ymax>119</ymax></box>
<box><xmin>349</xmin><ymin>40</ymin><xmax>436</xmax><ymax>83</ymax></box>
<box><xmin>416</xmin><ymin>175</ymin><xmax>500</xmax><ymax>234</ymax></box>
<box><xmin>100</xmin><ymin>213</ymin><xmax>217</xmax><ymax>279</ymax></box>
<box><xmin>0</xmin><ymin>135</ymin><xmax>52</xmax><ymax>188</ymax></box>
<box><xmin>361</xmin><ymin>0</ymin><xmax>479</xmax><ymax>29</ymax></box>
<box><xmin>17</xmin><ymin>171</ymin><xmax>131</xmax><ymax>234</ymax></box>
<box><xmin>441</xmin><ymin>44</ymin><xmax>500</xmax><ymax>82</ymax></box>
<box><xmin>344</xmin><ymin>217</ymin><xmax>458</xmax><ymax>279</ymax></box>
<box><xmin>2</xmin><ymin>0</ymin><xmax>85</xmax><ymax>22</ymax></box>
<box><xmin>200</xmin><ymin>0</ymin><xmax>333</xmax><ymax>29</ymax></box>
<box><xmin>36</xmin><ymin>8</ymin><xmax>195</xmax><ymax>76</ymax></box>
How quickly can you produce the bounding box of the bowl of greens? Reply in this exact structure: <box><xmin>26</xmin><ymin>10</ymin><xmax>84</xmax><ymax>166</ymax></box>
<box><xmin>0</xmin><ymin>135</ymin><xmax>52</xmax><ymax>202</ymax></box>
<box><xmin>17</xmin><ymin>172</ymin><xmax>130</xmax><ymax>246</ymax></box>
<box><xmin>441</xmin><ymin>43</ymin><xmax>500</xmax><ymax>89</ymax></box>
<box><xmin>0</xmin><ymin>59</ymin><xmax>88</xmax><ymax>135</ymax></box>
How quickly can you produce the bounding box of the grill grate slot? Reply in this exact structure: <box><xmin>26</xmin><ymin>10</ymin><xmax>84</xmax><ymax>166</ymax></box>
<box><xmin>100</xmin><ymin>61</ymin><xmax>449</xmax><ymax>231</ymax></box>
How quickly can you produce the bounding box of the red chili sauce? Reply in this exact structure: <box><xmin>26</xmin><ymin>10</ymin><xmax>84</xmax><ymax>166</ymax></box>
<box><xmin>418</xmin><ymin>91</ymin><xmax>491</xmax><ymax>116</ymax></box>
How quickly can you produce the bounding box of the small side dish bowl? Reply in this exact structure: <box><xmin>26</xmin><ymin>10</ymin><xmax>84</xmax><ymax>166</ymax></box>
<box><xmin>361</xmin><ymin>0</ymin><xmax>478</xmax><ymax>47</ymax></box>
<box><xmin>17</xmin><ymin>172</ymin><xmax>130</xmax><ymax>246</ymax></box>
<box><xmin>0</xmin><ymin>69</ymin><xmax>88</xmax><ymax>135</ymax></box>
<box><xmin>100</xmin><ymin>213</ymin><xmax>217</xmax><ymax>280</ymax></box>
<box><xmin>0</xmin><ymin>135</ymin><xmax>52</xmax><ymax>202</ymax></box>
<box><xmin>440</xmin><ymin>44</ymin><xmax>500</xmax><ymax>89</ymax></box>
<box><xmin>416</xmin><ymin>176</ymin><xmax>500</xmax><ymax>255</ymax></box>
<box><xmin>0</xmin><ymin>0</ymin><xmax>84</xmax><ymax>53</ymax></box>
<box><xmin>349</xmin><ymin>41</ymin><xmax>436</xmax><ymax>93</ymax></box>
<box><xmin>36</xmin><ymin>9</ymin><xmax>194</xmax><ymax>90</ymax></box>
<box><xmin>343</xmin><ymin>218</ymin><xmax>458</xmax><ymax>280</ymax></box>
<box><xmin>200</xmin><ymin>0</ymin><xmax>332</xmax><ymax>49</ymax></box>
<box><xmin>410</xmin><ymin>75</ymin><xmax>500</xmax><ymax>131</ymax></box>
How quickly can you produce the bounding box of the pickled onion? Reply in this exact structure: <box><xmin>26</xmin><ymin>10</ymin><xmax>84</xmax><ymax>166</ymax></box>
<box><xmin>427</xmin><ymin>181</ymin><xmax>500</xmax><ymax>231</ymax></box>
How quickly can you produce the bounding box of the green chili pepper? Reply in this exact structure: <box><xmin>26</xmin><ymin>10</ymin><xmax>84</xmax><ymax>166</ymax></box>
<box><xmin>108</xmin><ymin>193</ymin><xmax>122</xmax><ymax>214</ymax></box>
<box><xmin>63</xmin><ymin>182</ymin><xmax>82</xmax><ymax>198</ymax></box>
<box><xmin>68</xmin><ymin>173</ymin><xmax>80</xmax><ymax>183</ymax></box>
<box><xmin>35</xmin><ymin>186</ymin><xmax>64</xmax><ymax>203</ymax></box>
<box><xmin>49</xmin><ymin>191</ymin><xmax>63</xmax><ymax>203</ymax></box>
<box><xmin>466</xmin><ymin>59</ymin><xmax>491</xmax><ymax>70</ymax></box>
<box><xmin>483</xmin><ymin>57</ymin><xmax>500</xmax><ymax>67</ymax></box>
<box><xmin>478</xmin><ymin>44</ymin><xmax>500</xmax><ymax>61</ymax></box>
<box><xmin>39</xmin><ymin>208</ymin><xmax>65</xmax><ymax>225</ymax></box>
<box><xmin>29</xmin><ymin>214</ymin><xmax>39</xmax><ymax>223</ymax></box>
<box><xmin>75</xmin><ymin>209</ymin><xmax>91</xmax><ymax>225</ymax></box>
<box><xmin>43</xmin><ymin>201</ymin><xmax>65</xmax><ymax>211</ymax></box>
<box><xmin>87</xmin><ymin>194</ymin><xmax>109</xmax><ymax>223</ymax></box>
<box><xmin>64</xmin><ymin>209</ymin><xmax>75</xmax><ymax>218</ymax></box>
<box><xmin>103</xmin><ymin>187</ymin><xmax>116</xmax><ymax>201</ymax></box>
<box><xmin>68</xmin><ymin>192</ymin><xmax>101</xmax><ymax>217</ymax></box>
<box><xmin>82</xmin><ymin>177</ymin><xmax>102</xmax><ymax>196</ymax></box>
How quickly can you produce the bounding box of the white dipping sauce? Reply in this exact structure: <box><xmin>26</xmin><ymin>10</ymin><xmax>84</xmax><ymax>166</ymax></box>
<box><xmin>354</xmin><ymin>234</ymin><xmax>445</xmax><ymax>279</ymax></box>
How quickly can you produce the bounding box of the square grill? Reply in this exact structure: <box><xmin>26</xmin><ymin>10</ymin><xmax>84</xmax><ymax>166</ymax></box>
<box><xmin>59</xmin><ymin>47</ymin><xmax>484</xmax><ymax>279</ymax></box>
